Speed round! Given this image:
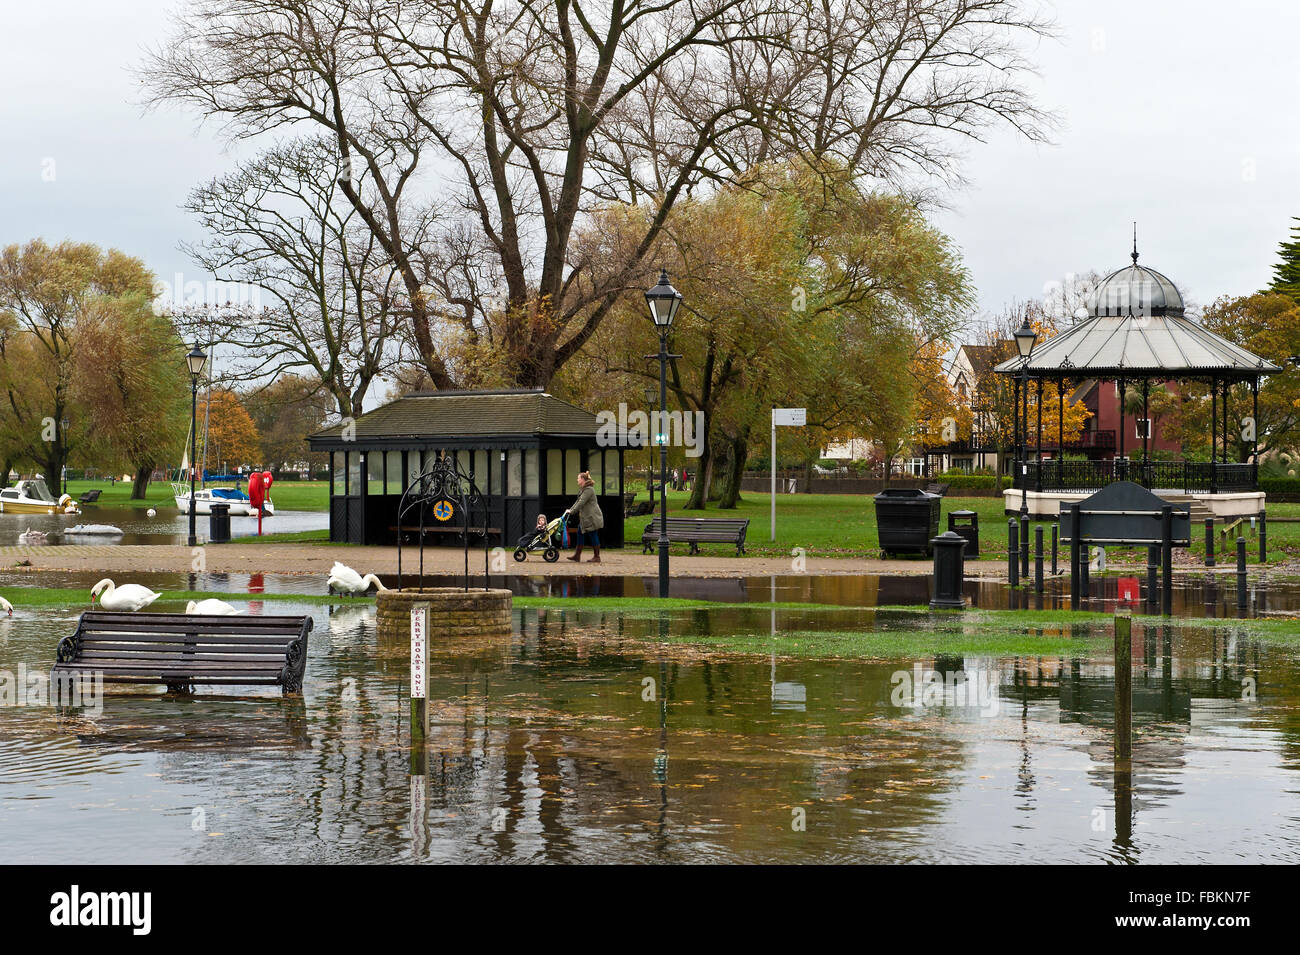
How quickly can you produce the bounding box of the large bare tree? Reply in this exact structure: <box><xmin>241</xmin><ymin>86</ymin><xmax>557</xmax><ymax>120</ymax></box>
<box><xmin>146</xmin><ymin>0</ymin><xmax>1053</xmax><ymax>389</ymax></box>
<box><xmin>176</xmin><ymin>137</ymin><xmax>403</xmax><ymax>417</ymax></box>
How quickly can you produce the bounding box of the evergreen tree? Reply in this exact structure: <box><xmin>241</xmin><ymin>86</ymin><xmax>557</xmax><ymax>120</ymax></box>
<box><xmin>1268</xmin><ymin>217</ymin><xmax>1300</xmax><ymax>303</ymax></box>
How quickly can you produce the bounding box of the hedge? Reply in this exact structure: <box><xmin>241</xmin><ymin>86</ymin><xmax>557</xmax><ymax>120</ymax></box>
<box><xmin>935</xmin><ymin>472</ymin><xmax>1003</xmax><ymax>490</ymax></box>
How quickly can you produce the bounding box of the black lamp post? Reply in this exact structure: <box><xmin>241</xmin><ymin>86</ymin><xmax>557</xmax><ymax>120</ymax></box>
<box><xmin>643</xmin><ymin>385</ymin><xmax>657</xmax><ymax>493</ymax></box>
<box><xmin>645</xmin><ymin>269</ymin><xmax>682</xmax><ymax>599</ymax></box>
<box><xmin>1013</xmin><ymin>318</ymin><xmax>1038</xmax><ymax>514</ymax></box>
<box><xmin>186</xmin><ymin>342</ymin><xmax>209</xmax><ymax>547</ymax></box>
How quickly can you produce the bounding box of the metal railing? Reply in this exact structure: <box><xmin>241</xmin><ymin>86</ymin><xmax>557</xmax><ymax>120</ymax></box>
<box><xmin>1019</xmin><ymin>459</ymin><xmax>1257</xmax><ymax>494</ymax></box>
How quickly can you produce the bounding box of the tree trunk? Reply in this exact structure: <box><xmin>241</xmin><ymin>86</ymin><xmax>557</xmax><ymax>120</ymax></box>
<box><xmin>131</xmin><ymin>465</ymin><xmax>152</xmax><ymax>500</ymax></box>
<box><xmin>716</xmin><ymin>433</ymin><xmax>748</xmax><ymax>509</ymax></box>
<box><xmin>684</xmin><ymin>427</ymin><xmax>713</xmax><ymax>510</ymax></box>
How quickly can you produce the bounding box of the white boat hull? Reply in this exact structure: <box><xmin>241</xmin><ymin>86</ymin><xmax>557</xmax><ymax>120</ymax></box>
<box><xmin>174</xmin><ymin>489</ymin><xmax>274</xmax><ymax>517</ymax></box>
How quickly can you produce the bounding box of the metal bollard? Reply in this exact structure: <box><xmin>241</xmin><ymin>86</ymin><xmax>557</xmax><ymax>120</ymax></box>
<box><xmin>1051</xmin><ymin>523</ymin><xmax>1058</xmax><ymax>576</ymax></box>
<box><xmin>1260</xmin><ymin>510</ymin><xmax>1267</xmax><ymax>563</ymax></box>
<box><xmin>1204</xmin><ymin>518</ymin><xmax>1215</xmax><ymax>567</ymax></box>
<box><xmin>1008</xmin><ymin>518</ymin><xmax>1019</xmax><ymax>588</ymax></box>
<box><xmin>1020</xmin><ymin>511</ymin><xmax>1030</xmax><ymax>579</ymax></box>
<box><xmin>1069</xmin><ymin>503</ymin><xmax>1081</xmax><ymax>611</ymax></box>
<box><xmin>1034</xmin><ymin>525</ymin><xmax>1044</xmax><ymax>594</ymax></box>
<box><xmin>1079</xmin><ymin>545</ymin><xmax>1089</xmax><ymax>599</ymax></box>
<box><xmin>1237</xmin><ymin>537</ymin><xmax>1248</xmax><ymax>613</ymax></box>
<box><xmin>1161</xmin><ymin>505</ymin><xmax>1173</xmax><ymax>616</ymax></box>
<box><xmin>1146</xmin><ymin>545</ymin><xmax>1159</xmax><ymax>607</ymax></box>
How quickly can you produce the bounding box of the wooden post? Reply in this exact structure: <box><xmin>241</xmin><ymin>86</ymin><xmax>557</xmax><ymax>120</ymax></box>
<box><xmin>1114</xmin><ymin>614</ymin><xmax>1132</xmax><ymax>763</ymax></box>
<box><xmin>410</xmin><ymin>601</ymin><xmax>430</xmax><ymax>745</ymax></box>
<box><xmin>1051</xmin><ymin>522</ymin><xmax>1058</xmax><ymax>576</ymax></box>
<box><xmin>1205</xmin><ymin>517</ymin><xmax>1215</xmax><ymax>567</ymax></box>
<box><xmin>1260</xmin><ymin>509</ymin><xmax>1267</xmax><ymax>563</ymax></box>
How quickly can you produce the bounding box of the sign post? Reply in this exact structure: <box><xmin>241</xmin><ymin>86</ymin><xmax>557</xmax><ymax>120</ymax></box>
<box><xmin>770</xmin><ymin>408</ymin><xmax>806</xmax><ymax>540</ymax></box>
<box><xmin>410</xmin><ymin>601</ymin><xmax>430</xmax><ymax>744</ymax></box>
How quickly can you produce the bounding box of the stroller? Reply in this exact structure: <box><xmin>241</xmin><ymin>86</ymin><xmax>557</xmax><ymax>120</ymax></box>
<box><xmin>513</xmin><ymin>512</ymin><xmax>568</xmax><ymax>563</ymax></box>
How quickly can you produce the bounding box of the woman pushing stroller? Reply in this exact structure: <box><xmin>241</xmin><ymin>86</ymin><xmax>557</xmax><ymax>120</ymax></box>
<box><xmin>564</xmin><ymin>470</ymin><xmax>604</xmax><ymax>563</ymax></box>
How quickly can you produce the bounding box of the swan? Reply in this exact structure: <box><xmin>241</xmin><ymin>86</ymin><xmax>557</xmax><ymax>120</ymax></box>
<box><xmin>327</xmin><ymin>561</ymin><xmax>388</xmax><ymax>596</ymax></box>
<box><xmin>146</xmin><ymin>508</ymin><xmax>157</xmax><ymax>518</ymax></box>
<box><xmin>0</xmin><ymin>596</ymin><xmax>11</xmax><ymax>616</ymax></box>
<box><xmin>185</xmin><ymin>598</ymin><xmax>240</xmax><ymax>615</ymax></box>
<box><xmin>17</xmin><ymin>529</ymin><xmax>48</xmax><ymax>545</ymax></box>
<box><xmin>90</xmin><ymin>579</ymin><xmax>161</xmax><ymax>612</ymax></box>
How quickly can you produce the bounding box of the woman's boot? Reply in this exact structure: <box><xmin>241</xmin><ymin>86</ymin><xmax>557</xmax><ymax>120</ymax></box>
<box><xmin>567</xmin><ymin>542</ymin><xmax>584</xmax><ymax>561</ymax></box>
<box><xmin>588</xmin><ymin>544</ymin><xmax>601</xmax><ymax>563</ymax></box>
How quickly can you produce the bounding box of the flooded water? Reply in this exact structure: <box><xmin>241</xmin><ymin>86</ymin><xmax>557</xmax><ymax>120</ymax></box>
<box><xmin>1</xmin><ymin>593</ymin><xmax>1298</xmax><ymax>863</ymax></box>
<box><xmin>0</xmin><ymin>505</ymin><xmax>326</xmax><ymax>546</ymax></box>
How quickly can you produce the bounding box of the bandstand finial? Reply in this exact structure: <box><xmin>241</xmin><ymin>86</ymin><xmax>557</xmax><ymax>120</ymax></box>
<box><xmin>1131</xmin><ymin>222</ymin><xmax>1139</xmax><ymax>265</ymax></box>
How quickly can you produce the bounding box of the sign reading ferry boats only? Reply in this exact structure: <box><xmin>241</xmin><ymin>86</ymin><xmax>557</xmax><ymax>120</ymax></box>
<box><xmin>410</xmin><ymin>602</ymin><xmax>429</xmax><ymax>700</ymax></box>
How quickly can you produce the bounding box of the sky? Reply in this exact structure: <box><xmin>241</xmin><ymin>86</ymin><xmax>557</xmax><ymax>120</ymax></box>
<box><xmin>1</xmin><ymin>0</ymin><xmax>1297</xmax><ymax>395</ymax></box>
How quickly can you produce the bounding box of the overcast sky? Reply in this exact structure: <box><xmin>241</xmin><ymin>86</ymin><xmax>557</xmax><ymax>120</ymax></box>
<box><xmin>2</xmin><ymin>0</ymin><xmax>1297</xmax><ymax>367</ymax></box>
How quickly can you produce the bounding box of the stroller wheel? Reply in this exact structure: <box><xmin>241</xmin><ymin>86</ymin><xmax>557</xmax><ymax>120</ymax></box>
<box><xmin>513</xmin><ymin>548</ymin><xmax>527</xmax><ymax>562</ymax></box>
<box><xmin>543</xmin><ymin>547</ymin><xmax>559</xmax><ymax>563</ymax></box>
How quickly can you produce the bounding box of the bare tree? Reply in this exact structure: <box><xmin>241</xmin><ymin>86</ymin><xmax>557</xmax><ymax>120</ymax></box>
<box><xmin>145</xmin><ymin>0</ymin><xmax>1054</xmax><ymax>388</ymax></box>
<box><xmin>175</xmin><ymin>137</ymin><xmax>403</xmax><ymax>417</ymax></box>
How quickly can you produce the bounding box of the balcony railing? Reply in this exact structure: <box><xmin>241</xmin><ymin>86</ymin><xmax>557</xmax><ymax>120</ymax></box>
<box><xmin>1018</xmin><ymin>460</ymin><xmax>1257</xmax><ymax>494</ymax></box>
<box><xmin>923</xmin><ymin>429</ymin><xmax>1115</xmax><ymax>455</ymax></box>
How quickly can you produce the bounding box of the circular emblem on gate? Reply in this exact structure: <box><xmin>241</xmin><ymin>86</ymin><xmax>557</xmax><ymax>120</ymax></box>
<box><xmin>433</xmin><ymin>499</ymin><xmax>454</xmax><ymax>522</ymax></box>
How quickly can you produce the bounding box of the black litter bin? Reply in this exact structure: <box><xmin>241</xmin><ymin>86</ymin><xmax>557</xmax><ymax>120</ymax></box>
<box><xmin>947</xmin><ymin>509</ymin><xmax>979</xmax><ymax>558</ymax></box>
<box><xmin>209</xmin><ymin>503</ymin><xmax>231</xmax><ymax>543</ymax></box>
<box><xmin>874</xmin><ymin>487</ymin><xmax>941</xmax><ymax>557</ymax></box>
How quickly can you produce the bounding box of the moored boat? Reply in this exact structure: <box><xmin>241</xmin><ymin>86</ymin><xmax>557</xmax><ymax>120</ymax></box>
<box><xmin>0</xmin><ymin>479</ymin><xmax>79</xmax><ymax>515</ymax></box>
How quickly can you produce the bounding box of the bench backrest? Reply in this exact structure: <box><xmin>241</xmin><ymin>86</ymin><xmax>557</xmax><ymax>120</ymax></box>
<box><xmin>59</xmin><ymin>612</ymin><xmax>312</xmax><ymax>681</ymax></box>
<box><xmin>645</xmin><ymin>517</ymin><xmax>749</xmax><ymax>539</ymax></box>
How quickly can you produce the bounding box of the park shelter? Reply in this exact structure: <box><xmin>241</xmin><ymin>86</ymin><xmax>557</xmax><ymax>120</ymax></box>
<box><xmin>993</xmin><ymin>245</ymin><xmax>1282</xmax><ymax>517</ymax></box>
<box><xmin>307</xmin><ymin>389</ymin><xmax>628</xmax><ymax>547</ymax></box>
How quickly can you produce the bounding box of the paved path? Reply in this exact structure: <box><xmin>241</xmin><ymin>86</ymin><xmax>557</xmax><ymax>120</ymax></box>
<box><xmin>0</xmin><ymin>543</ymin><xmax>1017</xmax><ymax>580</ymax></box>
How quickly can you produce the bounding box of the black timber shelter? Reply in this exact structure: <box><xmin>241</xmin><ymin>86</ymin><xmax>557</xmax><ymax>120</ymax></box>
<box><xmin>307</xmin><ymin>389</ymin><xmax>629</xmax><ymax>547</ymax></box>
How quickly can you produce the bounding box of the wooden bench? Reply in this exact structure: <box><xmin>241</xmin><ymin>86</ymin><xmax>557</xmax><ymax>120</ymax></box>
<box><xmin>78</xmin><ymin>489</ymin><xmax>101</xmax><ymax>504</ymax></box>
<box><xmin>51</xmin><ymin>611</ymin><xmax>313</xmax><ymax>695</ymax></box>
<box><xmin>641</xmin><ymin>517</ymin><xmax>750</xmax><ymax>555</ymax></box>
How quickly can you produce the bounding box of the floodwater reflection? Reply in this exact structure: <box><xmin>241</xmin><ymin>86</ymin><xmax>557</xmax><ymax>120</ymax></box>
<box><xmin>0</xmin><ymin>602</ymin><xmax>1297</xmax><ymax>863</ymax></box>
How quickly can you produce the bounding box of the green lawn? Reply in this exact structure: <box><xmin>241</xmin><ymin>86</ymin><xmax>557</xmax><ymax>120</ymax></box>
<box><xmin>63</xmin><ymin>478</ymin><xmax>329</xmax><ymax>512</ymax></box>
<box><xmin>621</xmin><ymin>489</ymin><xmax>1300</xmax><ymax>564</ymax></box>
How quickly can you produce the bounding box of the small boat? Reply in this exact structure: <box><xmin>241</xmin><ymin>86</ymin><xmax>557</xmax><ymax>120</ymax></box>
<box><xmin>0</xmin><ymin>479</ymin><xmax>79</xmax><ymax>515</ymax></box>
<box><xmin>172</xmin><ymin>486</ymin><xmax>275</xmax><ymax>517</ymax></box>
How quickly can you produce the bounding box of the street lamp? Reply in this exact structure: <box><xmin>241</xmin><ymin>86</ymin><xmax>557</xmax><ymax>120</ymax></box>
<box><xmin>1013</xmin><ymin>318</ymin><xmax>1038</xmax><ymax>516</ymax></box>
<box><xmin>645</xmin><ymin>269</ymin><xmax>682</xmax><ymax>599</ymax></box>
<box><xmin>186</xmin><ymin>342</ymin><xmax>208</xmax><ymax>547</ymax></box>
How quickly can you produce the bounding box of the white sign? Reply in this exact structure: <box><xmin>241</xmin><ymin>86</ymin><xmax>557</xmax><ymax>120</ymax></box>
<box><xmin>410</xmin><ymin>602</ymin><xmax>429</xmax><ymax>699</ymax></box>
<box><xmin>773</xmin><ymin>407</ymin><xmax>806</xmax><ymax>427</ymax></box>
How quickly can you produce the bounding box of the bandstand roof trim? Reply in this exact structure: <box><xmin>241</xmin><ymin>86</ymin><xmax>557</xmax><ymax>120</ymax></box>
<box><xmin>993</xmin><ymin>314</ymin><xmax>1281</xmax><ymax>379</ymax></box>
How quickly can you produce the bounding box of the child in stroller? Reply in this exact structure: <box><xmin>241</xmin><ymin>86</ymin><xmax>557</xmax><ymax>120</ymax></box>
<box><xmin>513</xmin><ymin>512</ymin><xmax>568</xmax><ymax>563</ymax></box>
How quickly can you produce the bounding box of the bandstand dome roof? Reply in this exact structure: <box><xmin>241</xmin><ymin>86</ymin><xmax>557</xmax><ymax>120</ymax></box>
<box><xmin>995</xmin><ymin>244</ymin><xmax>1281</xmax><ymax>380</ymax></box>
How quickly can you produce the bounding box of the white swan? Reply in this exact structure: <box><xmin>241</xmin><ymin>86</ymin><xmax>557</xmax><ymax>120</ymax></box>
<box><xmin>0</xmin><ymin>596</ymin><xmax>11</xmax><ymax>616</ymax></box>
<box><xmin>90</xmin><ymin>579</ymin><xmax>161</xmax><ymax>612</ymax></box>
<box><xmin>146</xmin><ymin>508</ymin><xmax>157</xmax><ymax>518</ymax></box>
<box><xmin>328</xmin><ymin>561</ymin><xmax>388</xmax><ymax>596</ymax></box>
<box><xmin>185</xmin><ymin>598</ymin><xmax>240</xmax><ymax>615</ymax></box>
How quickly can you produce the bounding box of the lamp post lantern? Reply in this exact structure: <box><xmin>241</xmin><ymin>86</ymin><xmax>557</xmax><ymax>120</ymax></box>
<box><xmin>645</xmin><ymin>269</ymin><xmax>682</xmax><ymax>599</ymax></box>
<box><xmin>186</xmin><ymin>342</ymin><xmax>209</xmax><ymax>548</ymax></box>
<box><xmin>1013</xmin><ymin>318</ymin><xmax>1038</xmax><ymax>516</ymax></box>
